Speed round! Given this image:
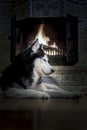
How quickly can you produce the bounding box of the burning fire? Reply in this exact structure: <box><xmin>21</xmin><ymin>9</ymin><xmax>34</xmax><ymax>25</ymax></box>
<box><xmin>35</xmin><ymin>24</ymin><xmax>50</xmax><ymax>45</ymax></box>
<box><xmin>35</xmin><ymin>24</ymin><xmax>64</xmax><ymax>56</ymax></box>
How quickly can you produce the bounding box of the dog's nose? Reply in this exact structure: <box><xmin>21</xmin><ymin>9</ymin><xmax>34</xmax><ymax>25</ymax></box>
<box><xmin>51</xmin><ymin>69</ymin><xmax>55</xmax><ymax>73</ymax></box>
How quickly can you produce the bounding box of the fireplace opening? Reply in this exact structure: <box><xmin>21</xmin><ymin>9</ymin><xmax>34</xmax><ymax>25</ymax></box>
<box><xmin>10</xmin><ymin>16</ymin><xmax>78</xmax><ymax>66</ymax></box>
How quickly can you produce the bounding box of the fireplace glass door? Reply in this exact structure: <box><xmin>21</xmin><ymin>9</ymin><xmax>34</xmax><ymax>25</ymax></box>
<box><xmin>10</xmin><ymin>15</ymin><xmax>78</xmax><ymax>65</ymax></box>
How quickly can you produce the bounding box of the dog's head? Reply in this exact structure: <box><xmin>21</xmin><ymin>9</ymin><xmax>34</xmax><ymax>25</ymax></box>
<box><xmin>30</xmin><ymin>39</ymin><xmax>55</xmax><ymax>76</ymax></box>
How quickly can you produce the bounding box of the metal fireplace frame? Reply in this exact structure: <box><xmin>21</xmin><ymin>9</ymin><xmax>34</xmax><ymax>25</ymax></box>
<box><xmin>10</xmin><ymin>15</ymin><xmax>78</xmax><ymax>65</ymax></box>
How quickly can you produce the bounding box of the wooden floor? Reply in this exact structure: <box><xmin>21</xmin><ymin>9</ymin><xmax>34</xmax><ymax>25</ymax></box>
<box><xmin>0</xmin><ymin>96</ymin><xmax>87</xmax><ymax>130</ymax></box>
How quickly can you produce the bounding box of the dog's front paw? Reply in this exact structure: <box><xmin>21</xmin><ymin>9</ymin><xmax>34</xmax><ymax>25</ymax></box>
<box><xmin>39</xmin><ymin>92</ymin><xmax>50</xmax><ymax>99</ymax></box>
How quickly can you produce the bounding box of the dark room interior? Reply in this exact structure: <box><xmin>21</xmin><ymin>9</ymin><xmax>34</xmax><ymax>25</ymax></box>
<box><xmin>0</xmin><ymin>0</ymin><xmax>87</xmax><ymax>130</ymax></box>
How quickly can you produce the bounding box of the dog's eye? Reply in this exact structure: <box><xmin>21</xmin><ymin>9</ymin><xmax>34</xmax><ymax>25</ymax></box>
<box><xmin>43</xmin><ymin>59</ymin><xmax>46</xmax><ymax>62</ymax></box>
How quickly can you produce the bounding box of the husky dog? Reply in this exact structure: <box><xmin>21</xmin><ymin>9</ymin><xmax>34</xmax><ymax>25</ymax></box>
<box><xmin>0</xmin><ymin>39</ymin><xmax>81</xmax><ymax>98</ymax></box>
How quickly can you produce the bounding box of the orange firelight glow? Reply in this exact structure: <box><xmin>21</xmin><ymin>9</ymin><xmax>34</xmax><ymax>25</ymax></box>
<box><xmin>35</xmin><ymin>24</ymin><xmax>50</xmax><ymax>45</ymax></box>
<box><xmin>35</xmin><ymin>24</ymin><xmax>63</xmax><ymax>56</ymax></box>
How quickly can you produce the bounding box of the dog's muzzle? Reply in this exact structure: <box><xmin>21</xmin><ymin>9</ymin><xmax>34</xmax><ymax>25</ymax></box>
<box><xmin>41</xmin><ymin>68</ymin><xmax>55</xmax><ymax>75</ymax></box>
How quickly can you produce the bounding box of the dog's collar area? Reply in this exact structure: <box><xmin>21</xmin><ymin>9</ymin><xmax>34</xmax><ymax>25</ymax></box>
<box><xmin>36</xmin><ymin>77</ymin><xmax>42</xmax><ymax>85</ymax></box>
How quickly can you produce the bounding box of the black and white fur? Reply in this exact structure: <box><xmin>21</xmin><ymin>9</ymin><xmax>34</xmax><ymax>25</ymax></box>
<box><xmin>0</xmin><ymin>39</ymin><xmax>81</xmax><ymax>99</ymax></box>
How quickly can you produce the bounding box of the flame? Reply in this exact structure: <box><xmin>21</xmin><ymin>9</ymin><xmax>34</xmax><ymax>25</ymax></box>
<box><xmin>35</xmin><ymin>24</ymin><xmax>64</xmax><ymax>56</ymax></box>
<box><xmin>35</xmin><ymin>24</ymin><xmax>50</xmax><ymax>45</ymax></box>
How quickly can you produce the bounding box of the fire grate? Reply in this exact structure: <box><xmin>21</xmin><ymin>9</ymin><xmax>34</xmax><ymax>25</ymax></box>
<box><xmin>10</xmin><ymin>16</ymin><xmax>78</xmax><ymax>65</ymax></box>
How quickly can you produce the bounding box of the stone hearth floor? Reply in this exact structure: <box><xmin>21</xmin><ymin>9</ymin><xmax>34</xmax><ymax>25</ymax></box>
<box><xmin>0</xmin><ymin>94</ymin><xmax>87</xmax><ymax>111</ymax></box>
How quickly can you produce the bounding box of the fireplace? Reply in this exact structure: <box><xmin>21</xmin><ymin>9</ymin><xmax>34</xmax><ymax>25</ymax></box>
<box><xmin>10</xmin><ymin>15</ymin><xmax>78</xmax><ymax>65</ymax></box>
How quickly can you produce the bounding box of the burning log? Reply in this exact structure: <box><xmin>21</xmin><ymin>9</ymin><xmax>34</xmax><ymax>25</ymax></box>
<box><xmin>33</xmin><ymin>24</ymin><xmax>65</xmax><ymax>56</ymax></box>
<box><xmin>43</xmin><ymin>44</ymin><xmax>64</xmax><ymax>56</ymax></box>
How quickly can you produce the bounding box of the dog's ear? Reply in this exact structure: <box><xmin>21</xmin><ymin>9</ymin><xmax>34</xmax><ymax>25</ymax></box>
<box><xmin>31</xmin><ymin>39</ymin><xmax>40</xmax><ymax>52</ymax></box>
<box><xmin>40</xmin><ymin>44</ymin><xmax>43</xmax><ymax>50</ymax></box>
